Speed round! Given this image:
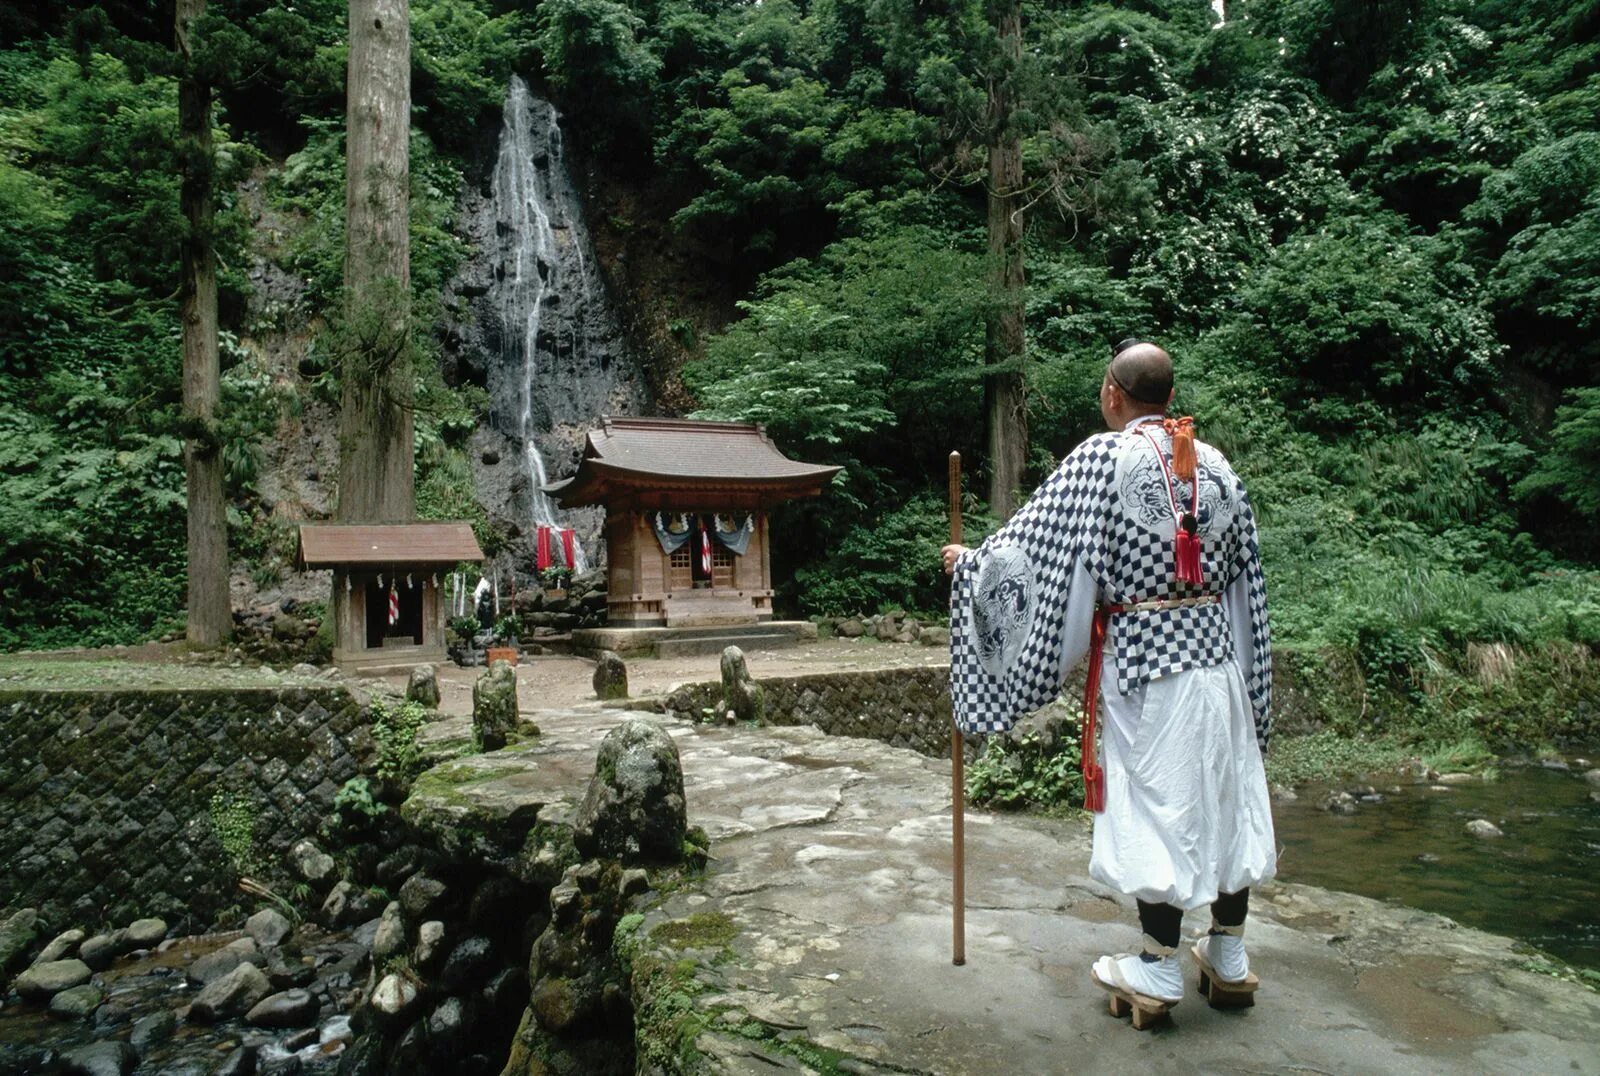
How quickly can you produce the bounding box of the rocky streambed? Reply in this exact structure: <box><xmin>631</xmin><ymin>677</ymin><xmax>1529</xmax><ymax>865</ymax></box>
<box><xmin>0</xmin><ymin>909</ymin><xmax>361</xmax><ymax>1075</ymax></box>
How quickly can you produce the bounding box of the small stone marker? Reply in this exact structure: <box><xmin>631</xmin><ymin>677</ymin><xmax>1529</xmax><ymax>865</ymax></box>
<box><xmin>473</xmin><ymin>659</ymin><xmax>519</xmax><ymax>750</ymax></box>
<box><xmin>406</xmin><ymin>663</ymin><xmax>442</xmax><ymax>708</ymax></box>
<box><xmin>720</xmin><ymin>645</ymin><xmax>764</xmax><ymax>724</ymax></box>
<box><xmin>1466</xmin><ymin>818</ymin><xmax>1504</xmax><ymax>839</ymax></box>
<box><xmin>593</xmin><ymin>650</ymin><xmax>629</xmax><ymax>700</ymax></box>
<box><xmin>573</xmin><ymin>718</ymin><xmax>688</xmax><ymax>864</ymax></box>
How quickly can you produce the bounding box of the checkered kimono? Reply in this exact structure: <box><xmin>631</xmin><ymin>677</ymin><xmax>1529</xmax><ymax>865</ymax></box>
<box><xmin>950</xmin><ymin>425</ymin><xmax>1273</xmax><ymax>753</ymax></box>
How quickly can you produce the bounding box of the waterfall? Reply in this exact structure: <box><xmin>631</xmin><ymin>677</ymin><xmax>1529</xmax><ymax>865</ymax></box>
<box><xmin>487</xmin><ymin>76</ymin><xmax>588</xmax><ymax>573</ymax></box>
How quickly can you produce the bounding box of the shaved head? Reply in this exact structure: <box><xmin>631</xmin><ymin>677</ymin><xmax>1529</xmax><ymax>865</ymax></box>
<box><xmin>1107</xmin><ymin>343</ymin><xmax>1173</xmax><ymax>407</ymax></box>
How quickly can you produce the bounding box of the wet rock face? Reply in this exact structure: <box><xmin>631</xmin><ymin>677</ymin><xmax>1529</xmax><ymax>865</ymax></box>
<box><xmin>446</xmin><ymin>77</ymin><xmax>649</xmax><ymax>575</ymax></box>
<box><xmin>473</xmin><ymin>660</ymin><xmax>519</xmax><ymax>751</ymax></box>
<box><xmin>573</xmin><ymin>718</ymin><xmax>687</xmax><ymax>864</ymax></box>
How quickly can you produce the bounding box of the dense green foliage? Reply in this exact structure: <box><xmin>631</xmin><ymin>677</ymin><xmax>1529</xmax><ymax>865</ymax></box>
<box><xmin>0</xmin><ymin>1</ymin><xmax>513</xmax><ymax>648</ymax></box>
<box><xmin>1</xmin><ymin>0</ymin><xmax>1597</xmax><ymax>757</ymax></box>
<box><xmin>658</xmin><ymin>0</ymin><xmax>1600</xmax><ymax>748</ymax></box>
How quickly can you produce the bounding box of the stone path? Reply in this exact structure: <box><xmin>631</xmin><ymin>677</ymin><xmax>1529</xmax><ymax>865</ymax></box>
<box><xmin>407</xmin><ymin>695</ymin><xmax>1600</xmax><ymax>1075</ymax></box>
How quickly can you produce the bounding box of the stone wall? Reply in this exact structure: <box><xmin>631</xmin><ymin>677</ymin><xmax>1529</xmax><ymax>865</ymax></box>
<box><xmin>0</xmin><ymin>685</ymin><xmax>369</xmax><ymax>930</ymax></box>
<box><xmin>665</xmin><ymin>665</ymin><xmax>956</xmax><ymax>758</ymax></box>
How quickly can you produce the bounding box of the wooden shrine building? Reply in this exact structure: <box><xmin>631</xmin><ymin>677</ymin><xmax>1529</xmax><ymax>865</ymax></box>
<box><xmin>297</xmin><ymin>522</ymin><xmax>484</xmax><ymax>673</ymax></box>
<box><xmin>544</xmin><ymin>418</ymin><xmax>839</xmax><ymax>628</ymax></box>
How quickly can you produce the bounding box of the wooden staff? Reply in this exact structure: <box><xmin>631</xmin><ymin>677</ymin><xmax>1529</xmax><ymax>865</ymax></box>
<box><xmin>949</xmin><ymin>450</ymin><xmax>966</xmax><ymax>967</ymax></box>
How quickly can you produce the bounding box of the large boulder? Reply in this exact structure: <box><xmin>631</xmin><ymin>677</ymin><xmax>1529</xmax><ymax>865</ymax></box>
<box><xmin>14</xmin><ymin>959</ymin><xmax>91</xmax><ymax>1001</ymax></box>
<box><xmin>47</xmin><ymin>983</ymin><xmax>103</xmax><ymax>1021</ymax></box>
<box><xmin>245</xmin><ymin>909</ymin><xmax>292</xmax><ymax>949</ymax></box>
<box><xmin>720</xmin><ymin>646</ymin><xmax>764</xmax><ymax>724</ymax></box>
<box><xmin>77</xmin><ymin>930</ymin><xmax>130</xmax><ymax>971</ymax></box>
<box><xmin>188</xmin><ymin>937</ymin><xmax>260</xmax><ymax>985</ymax></box>
<box><xmin>246</xmin><ymin>988</ymin><xmax>320</xmax><ymax>1028</ymax></box>
<box><xmin>33</xmin><ymin>928</ymin><xmax>86</xmax><ymax>966</ymax></box>
<box><xmin>124</xmin><ymin>918</ymin><xmax>168</xmax><ymax>949</ymax></box>
<box><xmin>0</xmin><ymin>908</ymin><xmax>39</xmax><ymax>974</ymax></box>
<box><xmin>592</xmin><ymin>651</ymin><xmax>628</xmax><ymax>701</ymax></box>
<box><xmin>573</xmin><ymin>719</ymin><xmax>688</xmax><ymax>864</ymax></box>
<box><xmin>371</xmin><ymin>902</ymin><xmax>406</xmax><ymax>964</ymax></box>
<box><xmin>473</xmin><ymin>660</ymin><xmax>519</xmax><ymax>750</ymax></box>
<box><xmin>406</xmin><ymin>664</ymin><xmax>442</xmax><ymax>708</ymax></box>
<box><xmin>289</xmin><ymin>838</ymin><xmax>336</xmax><ymax>887</ymax></box>
<box><xmin>58</xmin><ymin>1041</ymin><xmax>137</xmax><ymax>1076</ymax></box>
<box><xmin>188</xmin><ymin>961</ymin><xmax>272</xmax><ymax>1023</ymax></box>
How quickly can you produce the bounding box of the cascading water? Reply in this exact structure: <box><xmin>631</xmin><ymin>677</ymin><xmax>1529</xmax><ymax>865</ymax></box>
<box><xmin>488</xmin><ymin>76</ymin><xmax>588</xmax><ymax>572</ymax></box>
<box><xmin>451</xmin><ymin>76</ymin><xmax>647</xmax><ymax>584</ymax></box>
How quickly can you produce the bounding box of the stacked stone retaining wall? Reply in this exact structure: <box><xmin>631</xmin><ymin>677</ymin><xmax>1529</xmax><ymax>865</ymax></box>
<box><xmin>0</xmin><ymin>685</ymin><xmax>368</xmax><ymax>929</ymax></box>
<box><xmin>667</xmin><ymin>665</ymin><xmax>956</xmax><ymax>757</ymax></box>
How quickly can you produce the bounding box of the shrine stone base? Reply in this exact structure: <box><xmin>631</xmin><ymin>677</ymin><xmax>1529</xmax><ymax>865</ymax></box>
<box><xmin>571</xmin><ymin>621</ymin><xmax>818</xmax><ymax>660</ymax></box>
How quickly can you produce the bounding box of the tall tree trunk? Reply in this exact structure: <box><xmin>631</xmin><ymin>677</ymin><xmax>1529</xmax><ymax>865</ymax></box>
<box><xmin>338</xmin><ymin>0</ymin><xmax>414</xmax><ymax>523</ymax></box>
<box><xmin>984</xmin><ymin>0</ymin><xmax>1027</xmax><ymax>521</ymax></box>
<box><xmin>177</xmin><ymin>0</ymin><xmax>231</xmax><ymax>647</ymax></box>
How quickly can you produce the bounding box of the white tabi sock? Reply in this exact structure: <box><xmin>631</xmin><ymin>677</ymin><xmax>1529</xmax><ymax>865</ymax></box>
<box><xmin>1198</xmin><ymin>921</ymin><xmax>1249</xmax><ymax>982</ymax></box>
<box><xmin>1093</xmin><ymin>937</ymin><xmax>1183</xmax><ymax>1004</ymax></box>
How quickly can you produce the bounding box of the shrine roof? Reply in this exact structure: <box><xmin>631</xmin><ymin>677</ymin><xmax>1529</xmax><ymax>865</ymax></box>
<box><xmin>296</xmin><ymin>522</ymin><xmax>484</xmax><ymax>569</ymax></box>
<box><xmin>543</xmin><ymin>417</ymin><xmax>841</xmax><ymax>507</ymax></box>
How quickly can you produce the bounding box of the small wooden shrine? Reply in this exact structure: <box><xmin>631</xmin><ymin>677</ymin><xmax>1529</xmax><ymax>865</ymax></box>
<box><xmin>544</xmin><ymin>418</ymin><xmax>840</xmax><ymax>627</ymax></box>
<box><xmin>297</xmin><ymin>522</ymin><xmax>484</xmax><ymax>673</ymax></box>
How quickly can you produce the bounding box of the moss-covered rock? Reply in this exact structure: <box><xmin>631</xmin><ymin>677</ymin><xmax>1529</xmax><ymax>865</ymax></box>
<box><xmin>473</xmin><ymin>660</ymin><xmax>519</xmax><ymax>750</ymax></box>
<box><xmin>573</xmin><ymin>720</ymin><xmax>686</xmax><ymax>865</ymax></box>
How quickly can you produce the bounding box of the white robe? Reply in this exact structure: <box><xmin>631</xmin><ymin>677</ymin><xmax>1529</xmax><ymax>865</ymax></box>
<box><xmin>1090</xmin><ymin>660</ymin><xmax>1276</xmax><ymax>908</ymax></box>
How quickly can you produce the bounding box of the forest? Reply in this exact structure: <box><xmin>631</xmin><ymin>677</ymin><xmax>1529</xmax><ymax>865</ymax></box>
<box><xmin>1</xmin><ymin>0</ymin><xmax>1597</xmax><ymax>751</ymax></box>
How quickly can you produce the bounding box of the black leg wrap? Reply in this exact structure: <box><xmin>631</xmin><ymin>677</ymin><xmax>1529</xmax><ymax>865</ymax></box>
<box><xmin>1136</xmin><ymin>900</ymin><xmax>1183</xmax><ymax>953</ymax></box>
<box><xmin>1211</xmin><ymin>888</ymin><xmax>1249</xmax><ymax>930</ymax></box>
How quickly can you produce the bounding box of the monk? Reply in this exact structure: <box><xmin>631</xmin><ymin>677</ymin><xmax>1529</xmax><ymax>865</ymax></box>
<box><xmin>943</xmin><ymin>339</ymin><xmax>1275</xmax><ymax>1016</ymax></box>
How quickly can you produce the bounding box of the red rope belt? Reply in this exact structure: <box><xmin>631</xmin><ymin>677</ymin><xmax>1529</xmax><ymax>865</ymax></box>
<box><xmin>1080</xmin><ymin>594</ymin><xmax>1222</xmax><ymax>813</ymax></box>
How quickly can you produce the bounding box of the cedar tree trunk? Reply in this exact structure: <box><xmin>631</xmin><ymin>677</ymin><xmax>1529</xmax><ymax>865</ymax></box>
<box><xmin>984</xmin><ymin>0</ymin><xmax>1027</xmax><ymax>521</ymax></box>
<box><xmin>338</xmin><ymin>0</ymin><xmax>414</xmax><ymax>522</ymax></box>
<box><xmin>177</xmin><ymin>0</ymin><xmax>231</xmax><ymax>647</ymax></box>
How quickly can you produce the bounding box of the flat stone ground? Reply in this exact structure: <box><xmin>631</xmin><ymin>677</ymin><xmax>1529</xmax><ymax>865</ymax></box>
<box><xmin>378</xmin><ymin>638</ymin><xmax>948</xmax><ymax>724</ymax></box>
<box><xmin>400</xmin><ymin>656</ymin><xmax>1600</xmax><ymax>1076</ymax></box>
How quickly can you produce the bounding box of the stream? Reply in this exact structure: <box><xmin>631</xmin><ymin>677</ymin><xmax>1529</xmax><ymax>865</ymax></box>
<box><xmin>1273</xmin><ymin>759</ymin><xmax>1600</xmax><ymax>969</ymax></box>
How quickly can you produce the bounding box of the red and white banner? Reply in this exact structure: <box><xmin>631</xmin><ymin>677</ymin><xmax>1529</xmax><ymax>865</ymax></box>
<box><xmin>699</xmin><ymin>523</ymin><xmax>713</xmax><ymax>576</ymax></box>
<box><xmin>387</xmin><ymin>585</ymin><xmax>399</xmax><ymax>626</ymax></box>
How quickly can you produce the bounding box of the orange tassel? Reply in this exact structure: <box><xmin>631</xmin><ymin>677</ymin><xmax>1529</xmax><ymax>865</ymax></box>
<box><xmin>1164</xmin><ymin>416</ymin><xmax>1197</xmax><ymax>482</ymax></box>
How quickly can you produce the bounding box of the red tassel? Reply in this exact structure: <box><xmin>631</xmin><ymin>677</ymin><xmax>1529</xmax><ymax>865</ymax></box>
<box><xmin>1081</xmin><ymin>607</ymin><xmax>1112</xmax><ymax>813</ymax></box>
<box><xmin>1083</xmin><ymin>762</ymin><xmax>1106</xmax><ymax>812</ymax></box>
<box><xmin>1175</xmin><ymin>527</ymin><xmax>1204</xmax><ymax>586</ymax></box>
